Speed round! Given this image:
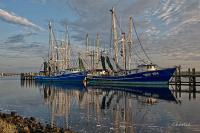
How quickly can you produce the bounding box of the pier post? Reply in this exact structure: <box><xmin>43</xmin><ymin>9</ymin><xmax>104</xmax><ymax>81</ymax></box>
<box><xmin>188</xmin><ymin>68</ymin><xmax>191</xmax><ymax>86</ymax></box>
<box><xmin>175</xmin><ymin>65</ymin><xmax>181</xmax><ymax>94</ymax></box>
<box><xmin>21</xmin><ymin>73</ymin><xmax>25</xmax><ymax>80</ymax></box>
<box><xmin>174</xmin><ymin>66</ymin><xmax>179</xmax><ymax>98</ymax></box>
<box><xmin>20</xmin><ymin>72</ymin><xmax>35</xmax><ymax>81</ymax></box>
<box><xmin>192</xmin><ymin>68</ymin><xmax>196</xmax><ymax>86</ymax></box>
<box><xmin>189</xmin><ymin>87</ymin><xmax>191</xmax><ymax>100</ymax></box>
<box><xmin>178</xmin><ymin>66</ymin><xmax>181</xmax><ymax>86</ymax></box>
<box><xmin>21</xmin><ymin>77</ymin><xmax>25</xmax><ymax>87</ymax></box>
<box><xmin>175</xmin><ymin>68</ymin><xmax>177</xmax><ymax>87</ymax></box>
<box><xmin>188</xmin><ymin>68</ymin><xmax>191</xmax><ymax>100</ymax></box>
<box><xmin>192</xmin><ymin>68</ymin><xmax>196</xmax><ymax>98</ymax></box>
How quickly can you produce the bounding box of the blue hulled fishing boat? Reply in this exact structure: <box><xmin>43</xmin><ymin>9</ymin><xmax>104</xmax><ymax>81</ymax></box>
<box><xmin>86</xmin><ymin>8</ymin><xmax>176</xmax><ymax>85</ymax></box>
<box><xmin>34</xmin><ymin>78</ymin><xmax>85</xmax><ymax>89</ymax></box>
<box><xmin>87</xmin><ymin>64</ymin><xmax>176</xmax><ymax>86</ymax></box>
<box><xmin>34</xmin><ymin>70</ymin><xmax>87</xmax><ymax>82</ymax></box>
<box><xmin>34</xmin><ymin>22</ymin><xmax>87</xmax><ymax>82</ymax></box>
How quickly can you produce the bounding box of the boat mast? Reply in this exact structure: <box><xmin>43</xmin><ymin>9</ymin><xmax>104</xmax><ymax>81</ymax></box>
<box><xmin>121</xmin><ymin>32</ymin><xmax>127</xmax><ymax>72</ymax></box>
<box><xmin>48</xmin><ymin>21</ymin><xmax>57</xmax><ymax>74</ymax></box>
<box><xmin>60</xmin><ymin>41</ymin><xmax>65</xmax><ymax>70</ymax></box>
<box><xmin>55</xmin><ymin>34</ymin><xmax>59</xmax><ymax>73</ymax></box>
<box><xmin>86</xmin><ymin>34</ymin><xmax>89</xmax><ymax>54</ymax></box>
<box><xmin>95</xmin><ymin>33</ymin><xmax>100</xmax><ymax>68</ymax></box>
<box><xmin>61</xmin><ymin>25</ymin><xmax>71</xmax><ymax>70</ymax></box>
<box><xmin>61</xmin><ymin>26</ymin><xmax>67</xmax><ymax>70</ymax></box>
<box><xmin>110</xmin><ymin>7</ymin><xmax>118</xmax><ymax>64</ymax></box>
<box><xmin>66</xmin><ymin>26</ymin><xmax>71</xmax><ymax>69</ymax></box>
<box><xmin>48</xmin><ymin>21</ymin><xmax>54</xmax><ymax>63</ymax></box>
<box><xmin>127</xmin><ymin>17</ymin><xmax>133</xmax><ymax>70</ymax></box>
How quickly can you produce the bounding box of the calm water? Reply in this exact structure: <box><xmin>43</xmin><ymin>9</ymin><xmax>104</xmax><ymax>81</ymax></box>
<box><xmin>0</xmin><ymin>78</ymin><xmax>200</xmax><ymax>133</ymax></box>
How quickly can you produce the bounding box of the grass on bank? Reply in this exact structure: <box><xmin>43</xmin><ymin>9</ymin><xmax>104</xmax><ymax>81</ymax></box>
<box><xmin>0</xmin><ymin>119</ymin><xmax>17</xmax><ymax>133</ymax></box>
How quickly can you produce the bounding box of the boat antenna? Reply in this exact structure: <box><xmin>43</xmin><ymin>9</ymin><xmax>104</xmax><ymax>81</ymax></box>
<box><xmin>132</xmin><ymin>18</ymin><xmax>152</xmax><ymax>63</ymax></box>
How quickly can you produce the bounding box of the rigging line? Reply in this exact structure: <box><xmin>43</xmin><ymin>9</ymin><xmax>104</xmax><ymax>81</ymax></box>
<box><xmin>132</xmin><ymin>19</ymin><xmax>152</xmax><ymax>63</ymax></box>
<box><xmin>39</xmin><ymin>63</ymin><xmax>44</xmax><ymax>71</ymax></box>
<box><xmin>65</xmin><ymin>0</ymin><xmax>82</xmax><ymax>17</ymax></box>
<box><xmin>133</xmin><ymin>45</ymin><xmax>147</xmax><ymax>59</ymax></box>
<box><xmin>82</xmin><ymin>57</ymin><xmax>89</xmax><ymax>68</ymax></box>
<box><xmin>132</xmin><ymin>48</ymin><xmax>147</xmax><ymax>64</ymax></box>
<box><xmin>114</xmin><ymin>0</ymin><xmax>122</xmax><ymax>7</ymax></box>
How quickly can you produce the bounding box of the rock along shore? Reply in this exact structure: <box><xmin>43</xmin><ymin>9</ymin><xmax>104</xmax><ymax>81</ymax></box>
<box><xmin>0</xmin><ymin>111</ymin><xmax>75</xmax><ymax>133</ymax></box>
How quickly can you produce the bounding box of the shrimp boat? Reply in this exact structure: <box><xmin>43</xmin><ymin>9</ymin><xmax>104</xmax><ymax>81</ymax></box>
<box><xmin>87</xmin><ymin>64</ymin><xmax>176</xmax><ymax>86</ymax></box>
<box><xmin>34</xmin><ymin>69</ymin><xmax>87</xmax><ymax>82</ymax></box>
<box><xmin>86</xmin><ymin>8</ymin><xmax>176</xmax><ymax>86</ymax></box>
<box><xmin>34</xmin><ymin>22</ymin><xmax>87</xmax><ymax>82</ymax></box>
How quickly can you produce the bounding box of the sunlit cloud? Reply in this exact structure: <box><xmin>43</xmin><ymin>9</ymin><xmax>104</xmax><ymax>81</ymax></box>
<box><xmin>0</xmin><ymin>8</ymin><xmax>44</xmax><ymax>31</ymax></box>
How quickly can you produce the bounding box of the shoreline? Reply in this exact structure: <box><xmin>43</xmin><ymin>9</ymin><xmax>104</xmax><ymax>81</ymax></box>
<box><xmin>0</xmin><ymin>111</ymin><xmax>74</xmax><ymax>133</ymax></box>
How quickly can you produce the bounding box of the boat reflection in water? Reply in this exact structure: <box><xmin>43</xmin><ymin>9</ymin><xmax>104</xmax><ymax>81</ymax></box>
<box><xmin>36</xmin><ymin>81</ymin><xmax>85</xmax><ymax>129</ymax></box>
<box><xmin>35</xmin><ymin>81</ymin><xmax>177</xmax><ymax>133</ymax></box>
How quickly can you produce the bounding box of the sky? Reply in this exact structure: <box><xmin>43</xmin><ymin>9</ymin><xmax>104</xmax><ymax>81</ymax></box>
<box><xmin>0</xmin><ymin>0</ymin><xmax>200</xmax><ymax>72</ymax></box>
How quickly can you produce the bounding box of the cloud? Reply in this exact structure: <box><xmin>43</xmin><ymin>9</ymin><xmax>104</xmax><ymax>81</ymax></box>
<box><xmin>62</xmin><ymin>0</ymin><xmax>162</xmax><ymax>46</ymax></box>
<box><xmin>155</xmin><ymin>0</ymin><xmax>184</xmax><ymax>24</ymax></box>
<box><xmin>1</xmin><ymin>0</ymin><xmax>200</xmax><ymax>71</ymax></box>
<box><xmin>1</xmin><ymin>40</ymin><xmax>47</xmax><ymax>59</ymax></box>
<box><xmin>166</xmin><ymin>15</ymin><xmax>200</xmax><ymax>36</ymax></box>
<box><xmin>1</xmin><ymin>32</ymin><xmax>48</xmax><ymax>58</ymax></box>
<box><xmin>4</xmin><ymin>32</ymin><xmax>37</xmax><ymax>44</ymax></box>
<box><xmin>0</xmin><ymin>8</ymin><xmax>44</xmax><ymax>31</ymax></box>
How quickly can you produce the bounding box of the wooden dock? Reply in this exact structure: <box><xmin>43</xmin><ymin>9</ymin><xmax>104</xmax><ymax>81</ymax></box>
<box><xmin>169</xmin><ymin>66</ymin><xmax>200</xmax><ymax>94</ymax></box>
<box><xmin>170</xmin><ymin>66</ymin><xmax>200</xmax><ymax>85</ymax></box>
<box><xmin>20</xmin><ymin>73</ymin><xmax>36</xmax><ymax>80</ymax></box>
